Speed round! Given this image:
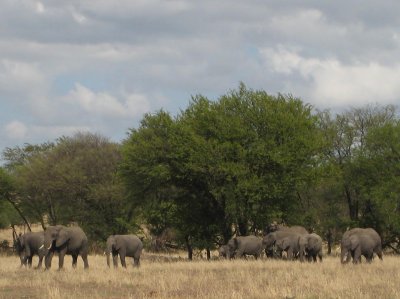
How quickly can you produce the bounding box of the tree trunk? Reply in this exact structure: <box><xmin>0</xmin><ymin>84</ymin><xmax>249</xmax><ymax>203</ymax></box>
<box><xmin>326</xmin><ymin>229</ymin><xmax>332</xmax><ymax>255</ymax></box>
<box><xmin>238</xmin><ymin>220</ymin><xmax>248</xmax><ymax>236</ymax></box>
<box><xmin>185</xmin><ymin>236</ymin><xmax>193</xmax><ymax>260</ymax></box>
<box><xmin>345</xmin><ymin>185</ymin><xmax>358</xmax><ymax>221</ymax></box>
<box><xmin>6</xmin><ymin>197</ymin><xmax>31</xmax><ymax>232</ymax></box>
<box><xmin>206</xmin><ymin>248</ymin><xmax>211</xmax><ymax>260</ymax></box>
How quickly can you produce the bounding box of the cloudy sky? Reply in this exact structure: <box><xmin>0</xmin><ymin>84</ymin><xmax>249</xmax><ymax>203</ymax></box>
<box><xmin>1</xmin><ymin>1</ymin><xmax>400</xmax><ymax>154</ymax></box>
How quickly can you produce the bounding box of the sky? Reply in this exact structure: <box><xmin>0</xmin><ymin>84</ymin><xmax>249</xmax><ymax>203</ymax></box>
<box><xmin>1</xmin><ymin>0</ymin><xmax>400</xmax><ymax>155</ymax></box>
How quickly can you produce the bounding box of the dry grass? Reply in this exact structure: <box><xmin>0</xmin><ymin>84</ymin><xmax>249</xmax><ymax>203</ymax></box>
<box><xmin>0</xmin><ymin>253</ymin><xmax>399</xmax><ymax>299</ymax></box>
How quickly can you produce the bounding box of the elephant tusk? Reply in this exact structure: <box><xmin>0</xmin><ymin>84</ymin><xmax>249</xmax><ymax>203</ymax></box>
<box><xmin>39</xmin><ymin>245</ymin><xmax>44</xmax><ymax>250</ymax></box>
<box><xmin>47</xmin><ymin>244</ymin><xmax>52</xmax><ymax>250</ymax></box>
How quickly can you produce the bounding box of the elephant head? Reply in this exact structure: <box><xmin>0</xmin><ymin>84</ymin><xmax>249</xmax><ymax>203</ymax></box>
<box><xmin>262</xmin><ymin>232</ymin><xmax>277</xmax><ymax>249</ymax></box>
<box><xmin>341</xmin><ymin>234</ymin><xmax>358</xmax><ymax>263</ymax></box>
<box><xmin>218</xmin><ymin>245</ymin><xmax>228</xmax><ymax>258</ymax></box>
<box><xmin>13</xmin><ymin>233</ymin><xmax>25</xmax><ymax>265</ymax></box>
<box><xmin>43</xmin><ymin>226</ymin><xmax>70</xmax><ymax>252</ymax></box>
<box><xmin>106</xmin><ymin>235</ymin><xmax>120</xmax><ymax>267</ymax></box>
<box><xmin>226</xmin><ymin>238</ymin><xmax>238</xmax><ymax>259</ymax></box>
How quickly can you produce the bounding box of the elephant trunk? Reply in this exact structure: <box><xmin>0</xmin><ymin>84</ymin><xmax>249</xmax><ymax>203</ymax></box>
<box><xmin>340</xmin><ymin>244</ymin><xmax>348</xmax><ymax>264</ymax></box>
<box><xmin>106</xmin><ymin>244</ymin><xmax>113</xmax><ymax>267</ymax></box>
<box><xmin>106</xmin><ymin>252</ymin><xmax>111</xmax><ymax>267</ymax></box>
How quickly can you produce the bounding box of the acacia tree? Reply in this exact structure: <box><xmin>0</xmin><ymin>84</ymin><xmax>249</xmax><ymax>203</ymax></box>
<box><xmin>3</xmin><ymin>132</ymin><xmax>128</xmax><ymax>241</ymax></box>
<box><xmin>353</xmin><ymin>120</ymin><xmax>400</xmax><ymax>250</ymax></box>
<box><xmin>312</xmin><ymin>104</ymin><xmax>397</xmax><ymax>252</ymax></box>
<box><xmin>121</xmin><ymin>84</ymin><xmax>322</xmax><ymax>258</ymax></box>
<box><xmin>0</xmin><ymin>167</ymin><xmax>29</xmax><ymax>229</ymax></box>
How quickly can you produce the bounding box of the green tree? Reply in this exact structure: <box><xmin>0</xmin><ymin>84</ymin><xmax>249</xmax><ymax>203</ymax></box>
<box><xmin>121</xmin><ymin>84</ymin><xmax>322</xmax><ymax>258</ymax></box>
<box><xmin>354</xmin><ymin>121</ymin><xmax>400</xmax><ymax>250</ymax></box>
<box><xmin>3</xmin><ymin>132</ymin><xmax>128</xmax><ymax>241</ymax></box>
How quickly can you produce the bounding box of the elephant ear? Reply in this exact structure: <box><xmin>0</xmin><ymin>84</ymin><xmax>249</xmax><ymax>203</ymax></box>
<box><xmin>113</xmin><ymin>237</ymin><xmax>122</xmax><ymax>251</ymax></box>
<box><xmin>56</xmin><ymin>229</ymin><xmax>70</xmax><ymax>247</ymax></box>
<box><xmin>349</xmin><ymin>236</ymin><xmax>359</xmax><ymax>251</ymax></box>
<box><xmin>18</xmin><ymin>235</ymin><xmax>25</xmax><ymax>248</ymax></box>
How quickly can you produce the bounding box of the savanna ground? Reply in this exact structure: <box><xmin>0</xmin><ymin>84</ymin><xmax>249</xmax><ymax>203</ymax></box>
<box><xmin>0</xmin><ymin>252</ymin><xmax>399</xmax><ymax>299</ymax></box>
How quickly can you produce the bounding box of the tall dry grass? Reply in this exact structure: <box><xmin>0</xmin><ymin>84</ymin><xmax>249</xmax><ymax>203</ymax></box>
<box><xmin>0</xmin><ymin>253</ymin><xmax>398</xmax><ymax>299</ymax></box>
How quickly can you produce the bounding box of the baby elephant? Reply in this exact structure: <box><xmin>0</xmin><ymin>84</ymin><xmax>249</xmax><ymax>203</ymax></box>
<box><xmin>106</xmin><ymin>235</ymin><xmax>143</xmax><ymax>268</ymax></box>
<box><xmin>226</xmin><ymin>236</ymin><xmax>264</xmax><ymax>259</ymax></box>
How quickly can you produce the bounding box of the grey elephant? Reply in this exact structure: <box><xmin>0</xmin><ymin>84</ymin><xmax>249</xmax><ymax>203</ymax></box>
<box><xmin>263</xmin><ymin>231</ymin><xmax>302</xmax><ymax>260</ymax></box>
<box><xmin>341</xmin><ymin>228</ymin><xmax>383</xmax><ymax>264</ymax></box>
<box><xmin>265</xmin><ymin>223</ymin><xmax>309</xmax><ymax>235</ymax></box>
<box><xmin>44</xmin><ymin>225</ymin><xmax>89</xmax><ymax>270</ymax></box>
<box><xmin>106</xmin><ymin>235</ymin><xmax>143</xmax><ymax>268</ymax></box>
<box><xmin>14</xmin><ymin>231</ymin><xmax>46</xmax><ymax>268</ymax></box>
<box><xmin>226</xmin><ymin>236</ymin><xmax>264</xmax><ymax>259</ymax></box>
<box><xmin>298</xmin><ymin>233</ymin><xmax>323</xmax><ymax>262</ymax></box>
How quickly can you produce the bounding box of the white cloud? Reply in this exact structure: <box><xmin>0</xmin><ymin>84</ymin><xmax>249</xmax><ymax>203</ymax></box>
<box><xmin>260</xmin><ymin>47</ymin><xmax>400</xmax><ymax>107</ymax></box>
<box><xmin>4</xmin><ymin>121</ymin><xmax>28</xmax><ymax>139</ymax></box>
<box><xmin>0</xmin><ymin>60</ymin><xmax>47</xmax><ymax>97</ymax></box>
<box><xmin>63</xmin><ymin>83</ymin><xmax>151</xmax><ymax>118</ymax></box>
<box><xmin>35</xmin><ymin>2</ymin><xmax>45</xmax><ymax>14</ymax></box>
<box><xmin>2</xmin><ymin>1</ymin><xmax>400</xmax><ymax>153</ymax></box>
<box><xmin>3</xmin><ymin>120</ymin><xmax>91</xmax><ymax>143</ymax></box>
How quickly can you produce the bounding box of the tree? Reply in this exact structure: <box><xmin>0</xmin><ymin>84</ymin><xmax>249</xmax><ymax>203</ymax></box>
<box><xmin>121</xmin><ymin>84</ymin><xmax>322</xmax><ymax>258</ymax></box>
<box><xmin>2</xmin><ymin>132</ymin><xmax>128</xmax><ymax>241</ymax></box>
<box><xmin>354</xmin><ymin>121</ymin><xmax>400</xmax><ymax>250</ymax></box>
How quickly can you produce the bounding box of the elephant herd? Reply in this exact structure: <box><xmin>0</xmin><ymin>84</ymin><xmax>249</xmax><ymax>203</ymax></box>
<box><xmin>13</xmin><ymin>224</ymin><xmax>383</xmax><ymax>270</ymax></box>
<box><xmin>13</xmin><ymin>225</ymin><xmax>143</xmax><ymax>270</ymax></box>
<box><xmin>219</xmin><ymin>225</ymin><xmax>383</xmax><ymax>264</ymax></box>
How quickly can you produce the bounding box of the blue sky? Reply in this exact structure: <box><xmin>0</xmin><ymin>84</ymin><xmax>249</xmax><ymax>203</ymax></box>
<box><xmin>1</xmin><ymin>0</ymin><xmax>400</xmax><ymax>156</ymax></box>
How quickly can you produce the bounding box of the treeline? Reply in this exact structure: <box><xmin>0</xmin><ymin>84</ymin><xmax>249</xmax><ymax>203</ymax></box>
<box><xmin>1</xmin><ymin>84</ymin><xmax>400</xmax><ymax>257</ymax></box>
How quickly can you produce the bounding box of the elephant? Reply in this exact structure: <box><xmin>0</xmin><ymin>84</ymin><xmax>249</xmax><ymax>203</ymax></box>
<box><xmin>218</xmin><ymin>245</ymin><xmax>229</xmax><ymax>258</ymax></box>
<box><xmin>263</xmin><ymin>231</ymin><xmax>302</xmax><ymax>260</ymax></box>
<box><xmin>298</xmin><ymin>233</ymin><xmax>323</xmax><ymax>262</ymax></box>
<box><xmin>43</xmin><ymin>225</ymin><xmax>89</xmax><ymax>270</ymax></box>
<box><xmin>226</xmin><ymin>236</ymin><xmax>264</xmax><ymax>259</ymax></box>
<box><xmin>340</xmin><ymin>228</ymin><xmax>383</xmax><ymax>264</ymax></box>
<box><xmin>14</xmin><ymin>231</ymin><xmax>46</xmax><ymax>268</ymax></box>
<box><xmin>106</xmin><ymin>235</ymin><xmax>143</xmax><ymax>268</ymax></box>
<box><xmin>264</xmin><ymin>223</ymin><xmax>309</xmax><ymax>235</ymax></box>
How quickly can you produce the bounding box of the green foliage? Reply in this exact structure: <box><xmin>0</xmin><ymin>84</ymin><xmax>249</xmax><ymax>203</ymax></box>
<box><xmin>0</xmin><ymin>167</ymin><xmax>22</xmax><ymax>227</ymax></box>
<box><xmin>120</xmin><ymin>84</ymin><xmax>322</xmax><ymax>250</ymax></box>
<box><xmin>2</xmin><ymin>133</ymin><xmax>129</xmax><ymax>241</ymax></box>
<box><xmin>1</xmin><ymin>85</ymin><xmax>399</xmax><ymax>254</ymax></box>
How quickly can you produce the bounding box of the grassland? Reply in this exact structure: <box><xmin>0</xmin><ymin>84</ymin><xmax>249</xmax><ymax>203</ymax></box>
<box><xmin>0</xmin><ymin>253</ymin><xmax>399</xmax><ymax>299</ymax></box>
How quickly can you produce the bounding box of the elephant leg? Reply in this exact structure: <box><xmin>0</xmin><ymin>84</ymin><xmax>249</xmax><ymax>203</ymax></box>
<box><xmin>346</xmin><ymin>251</ymin><xmax>352</xmax><ymax>263</ymax></box>
<box><xmin>119</xmin><ymin>253</ymin><xmax>127</xmax><ymax>268</ymax></box>
<box><xmin>112</xmin><ymin>254</ymin><xmax>118</xmax><ymax>268</ymax></box>
<box><xmin>376</xmin><ymin>248</ymin><xmax>383</xmax><ymax>261</ymax></box>
<box><xmin>58</xmin><ymin>251</ymin><xmax>66</xmax><ymax>269</ymax></box>
<box><xmin>353</xmin><ymin>248</ymin><xmax>361</xmax><ymax>264</ymax></box>
<box><xmin>28</xmin><ymin>256</ymin><xmax>33</xmax><ymax>268</ymax></box>
<box><xmin>36</xmin><ymin>255</ymin><xmax>43</xmax><ymax>269</ymax></box>
<box><xmin>366</xmin><ymin>254</ymin><xmax>373</xmax><ymax>263</ymax></box>
<box><xmin>133</xmin><ymin>257</ymin><xmax>140</xmax><ymax>267</ymax></box>
<box><xmin>72</xmin><ymin>254</ymin><xmax>78</xmax><ymax>268</ymax></box>
<box><xmin>45</xmin><ymin>251</ymin><xmax>54</xmax><ymax>270</ymax></box>
<box><xmin>21</xmin><ymin>255</ymin><xmax>28</xmax><ymax>267</ymax></box>
<box><xmin>236</xmin><ymin>249</ymin><xmax>244</xmax><ymax>259</ymax></box>
<box><xmin>81</xmin><ymin>252</ymin><xmax>89</xmax><ymax>269</ymax></box>
<box><xmin>287</xmin><ymin>249</ymin><xmax>294</xmax><ymax>260</ymax></box>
